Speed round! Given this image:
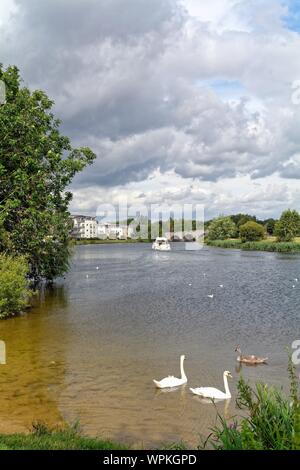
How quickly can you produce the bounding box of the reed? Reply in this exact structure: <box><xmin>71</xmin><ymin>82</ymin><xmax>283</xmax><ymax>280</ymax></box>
<box><xmin>206</xmin><ymin>239</ymin><xmax>300</xmax><ymax>253</ymax></box>
<box><xmin>203</xmin><ymin>357</ymin><xmax>300</xmax><ymax>450</ymax></box>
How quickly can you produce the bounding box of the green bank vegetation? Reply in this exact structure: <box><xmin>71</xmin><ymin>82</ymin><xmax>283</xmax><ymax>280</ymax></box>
<box><xmin>73</xmin><ymin>238</ymin><xmax>149</xmax><ymax>245</ymax></box>
<box><xmin>207</xmin><ymin>239</ymin><xmax>300</xmax><ymax>252</ymax></box>
<box><xmin>206</xmin><ymin>210</ymin><xmax>300</xmax><ymax>253</ymax></box>
<box><xmin>0</xmin><ymin>422</ymin><xmax>127</xmax><ymax>451</ymax></box>
<box><xmin>0</xmin><ymin>255</ymin><xmax>32</xmax><ymax>319</ymax></box>
<box><xmin>204</xmin><ymin>357</ymin><xmax>300</xmax><ymax>450</ymax></box>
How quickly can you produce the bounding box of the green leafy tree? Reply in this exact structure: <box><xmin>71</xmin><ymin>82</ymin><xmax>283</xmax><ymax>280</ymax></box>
<box><xmin>231</xmin><ymin>213</ymin><xmax>257</xmax><ymax>228</ymax></box>
<box><xmin>239</xmin><ymin>221</ymin><xmax>265</xmax><ymax>242</ymax></box>
<box><xmin>0</xmin><ymin>254</ymin><xmax>32</xmax><ymax>318</ymax></box>
<box><xmin>264</xmin><ymin>218</ymin><xmax>276</xmax><ymax>235</ymax></box>
<box><xmin>275</xmin><ymin>210</ymin><xmax>300</xmax><ymax>242</ymax></box>
<box><xmin>207</xmin><ymin>216</ymin><xmax>237</xmax><ymax>241</ymax></box>
<box><xmin>0</xmin><ymin>65</ymin><xmax>96</xmax><ymax>280</ymax></box>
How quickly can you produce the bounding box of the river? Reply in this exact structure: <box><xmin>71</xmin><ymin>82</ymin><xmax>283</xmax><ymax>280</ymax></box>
<box><xmin>0</xmin><ymin>243</ymin><xmax>299</xmax><ymax>447</ymax></box>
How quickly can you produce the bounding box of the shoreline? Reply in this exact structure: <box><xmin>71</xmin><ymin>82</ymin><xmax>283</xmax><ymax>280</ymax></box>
<box><xmin>205</xmin><ymin>239</ymin><xmax>300</xmax><ymax>253</ymax></box>
<box><xmin>0</xmin><ymin>426</ymin><xmax>128</xmax><ymax>450</ymax></box>
<box><xmin>73</xmin><ymin>238</ymin><xmax>300</xmax><ymax>253</ymax></box>
<box><xmin>72</xmin><ymin>239</ymin><xmax>150</xmax><ymax>245</ymax></box>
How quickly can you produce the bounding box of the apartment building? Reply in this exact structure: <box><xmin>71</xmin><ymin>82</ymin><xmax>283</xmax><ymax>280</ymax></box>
<box><xmin>71</xmin><ymin>216</ymin><xmax>134</xmax><ymax>240</ymax></box>
<box><xmin>71</xmin><ymin>215</ymin><xmax>98</xmax><ymax>239</ymax></box>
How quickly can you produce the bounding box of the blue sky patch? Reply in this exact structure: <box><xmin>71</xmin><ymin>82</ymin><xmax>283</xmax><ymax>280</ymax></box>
<box><xmin>200</xmin><ymin>79</ymin><xmax>246</xmax><ymax>100</ymax></box>
<box><xmin>282</xmin><ymin>0</ymin><xmax>300</xmax><ymax>33</ymax></box>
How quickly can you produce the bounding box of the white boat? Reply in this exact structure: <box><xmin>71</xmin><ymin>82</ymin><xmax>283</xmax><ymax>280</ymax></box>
<box><xmin>152</xmin><ymin>237</ymin><xmax>171</xmax><ymax>251</ymax></box>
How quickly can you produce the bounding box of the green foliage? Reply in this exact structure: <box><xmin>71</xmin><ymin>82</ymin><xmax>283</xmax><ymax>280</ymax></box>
<box><xmin>239</xmin><ymin>221</ymin><xmax>265</xmax><ymax>242</ymax></box>
<box><xmin>206</xmin><ymin>239</ymin><xmax>242</xmax><ymax>249</ymax></box>
<box><xmin>275</xmin><ymin>209</ymin><xmax>300</xmax><ymax>242</ymax></box>
<box><xmin>0</xmin><ymin>422</ymin><xmax>127</xmax><ymax>450</ymax></box>
<box><xmin>231</xmin><ymin>213</ymin><xmax>257</xmax><ymax>228</ymax></box>
<box><xmin>0</xmin><ymin>254</ymin><xmax>31</xmax><ymax>319</ymax></box>
<box><xmin>264</xmin><ymin>218</ymin><xmax>276</xmax><ymax>235</ymax></box>
<box><xmin>242</xmin><ymin>241</ymin><xmax>300</xmax><ymax>252</ymax></box>
<box><xmin>0</xmin><ymin>65</ymin><xmax>96</xmax><ymax>280</ymax></box>
<box><xmin>207</xmin><ymin>239</ymin><xmax>300</xmax><ymax>252</ymax></box>
<box><xmin>207</xmin><ymin>216</ymin><xmax>237</xmax><ymax>241</ymax></box>
<box><xmin>204</xmin><ymin>357</ymin><xmax>299</xmax><ymax>450</ymax></box>
<box><xmin>74</xmin><ymin>238</ymin><xmax>146</xmax><ymax>245</ymax></box>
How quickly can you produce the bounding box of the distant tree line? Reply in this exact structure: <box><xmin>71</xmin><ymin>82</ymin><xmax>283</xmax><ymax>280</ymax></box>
<box><xmin>206</xmin><ymin>210</ymin><xmax>300</xmax><ymax>243</ymax></box>
<box><xmin>128</xmin><ymin>210</ymin><xmax>300</xmax><ymax>244</ymax></box>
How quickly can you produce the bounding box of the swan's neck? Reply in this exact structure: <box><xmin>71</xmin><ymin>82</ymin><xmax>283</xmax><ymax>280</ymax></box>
<box><xmin>180</xmin><ymin>357</ymin><xmax>186</xmax><ymax>381</ymax></box>
<box><xmin>223</xmin><ymin>374</ymin><xmax>231</xmax><ymax>398</ymax></box>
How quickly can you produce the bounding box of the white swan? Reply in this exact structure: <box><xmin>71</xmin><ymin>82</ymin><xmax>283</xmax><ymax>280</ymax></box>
<box><xmin>153</xmin><ymin>355</ymin><xmax>187</xmax><ymax>389</ymax></box>
<box><xmin>190</xmin><ymin>371</ymin><xmax>232</xmax><ymax>400</ymax></box>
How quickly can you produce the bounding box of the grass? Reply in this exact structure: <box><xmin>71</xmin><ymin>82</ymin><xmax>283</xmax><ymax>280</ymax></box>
<box><xmin>206</xmin><ymin>238</ymin><xmax>300</xmax><ymax>253</ymax></box>
<box><xmin>203</xmin><ymin>356</ymin><xmax>300</xmax><ymax>450</ymax></box>
<box><xmin>206</xmin><ymin>239</ymin><xmax>242</xmax><ymax>249</ymax></box>
<box><xmin>0</xmin><ymin>422</ymin><xmax>128</xmax><ymax>450</ymax></box>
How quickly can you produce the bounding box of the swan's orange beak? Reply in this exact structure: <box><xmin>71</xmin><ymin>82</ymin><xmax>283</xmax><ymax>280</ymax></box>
<box><xmin>228</xmin><ymin>373</ymin><xmax>233</xmax><ymax>378</ymax></box>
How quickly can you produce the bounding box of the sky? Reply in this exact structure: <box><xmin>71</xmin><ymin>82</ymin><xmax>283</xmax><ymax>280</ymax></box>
<box><xmin>1</xmin><ymin>0</ymin><xmax>300</xmax><ymax>219</ymax></box>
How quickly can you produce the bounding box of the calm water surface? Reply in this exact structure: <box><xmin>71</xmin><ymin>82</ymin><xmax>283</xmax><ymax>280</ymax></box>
<box><xmin>0</xmin><ymin>244</ymin><xmax>299</xmax><ymax>447</ymax></box>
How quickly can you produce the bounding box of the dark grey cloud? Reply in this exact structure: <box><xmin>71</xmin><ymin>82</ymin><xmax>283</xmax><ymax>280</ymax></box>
<box><xmin>14</xmin><ymin>0</ymin><xmax>181</xmax><ymax>45</ymax></box>
<box><xmin>1</xmin><ymin>0</ymin><xmax>300</xmax><ymax>195</ymax></box>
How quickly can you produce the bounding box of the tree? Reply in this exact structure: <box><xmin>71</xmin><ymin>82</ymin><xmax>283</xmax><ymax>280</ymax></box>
<box><xmin>0</xmin><ymin>65</ymin><xmax>96</xmax><ymax>280</ymax></box>
<box><xmin>207</xmin><ymin>216</ymin><xmax>237</xmax><ymax>240</ymax></box>
<box><xmin>0</xmin><ymin>254</ymin><xmax>32</xmax><ymax>319</ymax></box>
<box><xmin>274</xmin><ymin>210</ymin><xmax>300</xmax><ymax>242</ymax></box>
<box><xmin>264</xmin><ymin>218</ymin><xmax>276</xmax><ymax>236</ymax></box>
<box><xmin>239</xmin><ymin>221</ymin><xmax>265</xmax><ymax>242</ymax></box>
<box><xmin>231</xmin><ymin>213</ymin><xmax>257</xmax><ymax>228</ymax></box>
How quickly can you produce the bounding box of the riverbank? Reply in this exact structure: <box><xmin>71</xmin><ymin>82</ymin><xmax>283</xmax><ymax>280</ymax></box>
<box><xmin>0</xmin><ymin>424</ymin><xmax>127</xmax><ymax>450</ymax></box>
<box><xmin>206</xmin><ymin>238</ymin><xmax>300</xmax><ymax>252</ymax></box>
<box><xmin>73</xmin><ymin>238</ymin><xmax>150</xmax><ymax>245</ymax></box>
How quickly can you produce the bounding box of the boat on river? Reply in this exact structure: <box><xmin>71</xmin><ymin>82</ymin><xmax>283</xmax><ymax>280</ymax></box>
<box><xmin>152</xmin><ymin>237</ymin><xmax>171</xmax><ymax>251</ymax></box>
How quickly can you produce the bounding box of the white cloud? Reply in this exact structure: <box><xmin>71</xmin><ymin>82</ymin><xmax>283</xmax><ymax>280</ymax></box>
<box><xmin>0</xmin><ymin>0</ymin><xmax>17</xmax><ymax>27</ymax></box>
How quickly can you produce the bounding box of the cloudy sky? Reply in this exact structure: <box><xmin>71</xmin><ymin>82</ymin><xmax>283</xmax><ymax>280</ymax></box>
<box><xmin>1</xmin><ymin>0</ymin><xmax>300</xmax><ymax>219</ymax></box>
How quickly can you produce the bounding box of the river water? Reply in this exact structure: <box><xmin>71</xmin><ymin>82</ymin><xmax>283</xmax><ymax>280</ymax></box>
<box><xmin>0</xmin><ymin>244</ymin><xmax>299</xmax><ymax>447</ymax></box>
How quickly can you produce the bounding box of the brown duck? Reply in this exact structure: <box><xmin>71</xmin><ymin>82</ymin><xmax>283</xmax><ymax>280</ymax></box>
<box><xmin>235</xmin><ymin>346</ymin><xmax>268</xmax><ymax>365</ymax></box>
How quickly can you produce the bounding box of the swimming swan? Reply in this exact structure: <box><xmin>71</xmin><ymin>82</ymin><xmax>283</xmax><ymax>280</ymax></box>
<box><xmin>235</xmin><ymin>346</ymin><xmax>268</xmax><ymax>365</ymax></box>
<box><xmin>153</xmin><ymin>355</ymin><xmax>187</xmax><ymax>389</ymax></box>
<box><xmin>190</xmin><ymin>371</ymin><xmax>232</xmax><ymax>400</ymax></box>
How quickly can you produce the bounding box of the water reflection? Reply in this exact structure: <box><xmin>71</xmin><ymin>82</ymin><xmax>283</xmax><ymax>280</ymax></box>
<box><xmin>192</xmin><ymin>397</ymin><xmax>232</xmax><ymax>419</ymax></box>
<box><xmin>154</xmin><ymin>384</ymin><xmax>187</xmax><ymax>396</ymax></box>
<box><xmin>32</xmin><ymin>283</ymin><xmax>69</xmax><ymax>310</ymax></box>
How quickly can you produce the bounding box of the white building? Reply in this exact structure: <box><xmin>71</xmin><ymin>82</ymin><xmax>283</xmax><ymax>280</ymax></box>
<box><xmin>71</xmin><ymin>215</ymin><xmax>135</xmax><ymax>240</ymax></box>
<box><xmin>71</xmin><ymin>215</ymin><xmax>98</xmax><ymax>239</ymax></box>
<box><xmin>97</xmin><ymin>223</ymin><xmax>134</xmax><ymax>239</ymax></box>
